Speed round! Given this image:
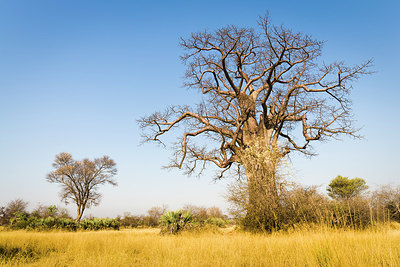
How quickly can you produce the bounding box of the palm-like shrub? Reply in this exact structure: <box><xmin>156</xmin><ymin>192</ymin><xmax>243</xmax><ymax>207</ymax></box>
<box><xmin>159</xmin><ymin>210</ymin><xmax>193</xmax><ymax>234</ymax></box>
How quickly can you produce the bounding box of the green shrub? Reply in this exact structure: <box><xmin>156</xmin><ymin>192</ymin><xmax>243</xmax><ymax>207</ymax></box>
<box><xmin>7</xmin><ymin>215</ymin><xmax>119</xmax><ymax>231</ymax></box>
<box><xmin>159</xmin><ymin>210</ymin><xmax>193</xmax><ymax>234</ymax></box>
<box><xmin>78</xmin><ymin>218</ymin><xmax>120</xmax><ymax>231</ymax></box>
<box><xmin>8</xmin><ymin>212</ymin><xmax>30</xmax><ymax>229</ymax></box>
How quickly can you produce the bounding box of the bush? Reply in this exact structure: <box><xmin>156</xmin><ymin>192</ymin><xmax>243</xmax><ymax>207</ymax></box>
<box><xmin>204</xmin><ymin>217</ymin><xmax>226</xmax><ymax>228</ymax></box>
<box><xmin>78</xmin><ymin>218</ymin><xmax>120</xmax><ymax>231</ymax></box>
<box><xmin>0</xmin><ymin>199</ymin><xmax>29</xmax><ymax>226</ymax></box>
<box><xmin>182</xmin><ymin>205</ymin><xmax>208</xmax><ymax>223</ymax></box>
<box><xmin>118</xmin><ymin>214</ymin><xmax>145</xmax><ymax>228</ymax></box>
<box><xmin>9</xmin><ymin>212</ymin><xmax>30</xmax><ymax>229</ymax></box>
<box><xmin>159</xmin><ymin>210</ymin><xmax>193</xmax><ymax>234</ymax></box>
<box><xmin>371</xmin><ymin>185</ymin><xmax>400</xmax><ymax>223</ymax></box>
<box><xmin>7</xmin><ymin>214</ymin><xmax>119</xmax><ymax>231</ymax></box>
<box><xmin>227</xmin><ymin>181</ymin><xmax>388</xmax><ymax>232</ymax></box>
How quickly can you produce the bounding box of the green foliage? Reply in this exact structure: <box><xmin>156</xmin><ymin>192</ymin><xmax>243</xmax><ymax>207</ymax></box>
<box><xmin>9</xmin><ymin>212</ymin><xmax>30</xmax><ymax>229</ymax></box>
<box><xmin>159</xmin><ymin>210</ymin><xmax>193</xmax><ymax>234</ymax></box>
<box><xmin>79</xmin><ymin>218</ymin><xmax>120</xmax><ymax>230</ymax></box>
<box><xmin>0</xmin><ymin>199</ymin><xmax>29</xmax><ymax>226</ymax></box>
<box><xmin>47</xmin><ymin>205</ymin><xmax>57</xmax><ymax>217</ymax></box>
<box><xmin>327</xmin><ymin>175</ymin><xmax>368</xmax><ymax>200</ymax></box>
<box><xmin>7</xmin><ymin>214</ymin><xmax>119</xmax><ymax>231</ymax></box>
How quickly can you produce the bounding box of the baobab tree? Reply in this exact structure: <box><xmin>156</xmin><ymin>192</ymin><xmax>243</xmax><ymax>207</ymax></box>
<box><xmin>47</xmin><ymin>152</ymin><xmax>117</xmax><ymax>222</ymax></box>
<box><xmin>139</xmin><ymin>15</ymin><xmax>372</xmax><ymax>230</ymax></box>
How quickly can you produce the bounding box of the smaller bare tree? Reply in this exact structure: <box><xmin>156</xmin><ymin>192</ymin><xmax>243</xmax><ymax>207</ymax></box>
<box><xmin>6</xmin><ymin>198</ymin><xmax>29</xmax><ymax>216</ymax></box>
<box><xmin>0</xmin><ymin>198</ymin><xmax>29</xmax><ymax>225</ymax></box>
<box><xmin>147</xmin><ymin>205</ymin><xmax>168</xmax><ymax>226</ymax></box>
<box><xmin>46</xmin><ymin>152</ymin><xmax>117</xmax><ymax>222</ymax></box>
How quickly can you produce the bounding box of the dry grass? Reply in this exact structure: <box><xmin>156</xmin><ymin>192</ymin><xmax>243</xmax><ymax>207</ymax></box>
<box><xmin>1</xmin><ymin>226</ymin><xmax>400</xmax><ymax>266</ymax></box>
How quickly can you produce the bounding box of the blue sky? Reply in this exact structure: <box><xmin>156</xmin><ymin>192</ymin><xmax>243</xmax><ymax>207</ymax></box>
<box><xmin>0</xmin><ymin>0</ymin><xmax>399</xmax><ymax>217</ymax></box>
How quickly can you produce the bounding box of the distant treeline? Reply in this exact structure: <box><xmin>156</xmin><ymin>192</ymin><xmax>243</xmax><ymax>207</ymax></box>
<box><xmin>2</xmin><ymin>182</ymin><xmax>400</xmax><ymax>232</ymax></box>
<box><xmin>0</xmin><ymin>201</ymin><xmax>229</xmax><ymax>231</ymax></box>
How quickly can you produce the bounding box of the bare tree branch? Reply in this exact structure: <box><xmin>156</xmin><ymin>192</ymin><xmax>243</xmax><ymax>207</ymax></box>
<box><xmin>46</xmin><ymin>152</ymin><xmax>117</xmax><ymax>222</ymax></box>
<box><xmin>139</xmin><ymin>15</ymin><xmax>372</xmax><ymax>179</ymax></box>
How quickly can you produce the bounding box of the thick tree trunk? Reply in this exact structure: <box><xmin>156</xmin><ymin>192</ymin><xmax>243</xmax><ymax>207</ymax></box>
<box><xmin>237</xmin><ymin>97</ymin><xmax>283</xmax><ymax>231</ymax></box>
<box><xmin>243</xmin><ymin>159</ymin><xmax>280</xmax><ymax>231</ymax></box>
<box><xmin>239</xmin><ymin>131</ymin><xmax>282</xmax><ymax>231</ymax></box>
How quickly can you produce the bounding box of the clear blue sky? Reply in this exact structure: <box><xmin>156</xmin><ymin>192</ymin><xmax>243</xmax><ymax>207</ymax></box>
<box><xmin>1</xmin><ymin>0</ymin><xmax>399</xmax><ymax>217</ymax></box>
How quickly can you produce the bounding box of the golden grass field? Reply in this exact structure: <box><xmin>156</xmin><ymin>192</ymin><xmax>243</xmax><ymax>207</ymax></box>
<box><xmin>1</xmin><ymin>226</ymin><xmax>400</xmax><ymax>266</ymax></box>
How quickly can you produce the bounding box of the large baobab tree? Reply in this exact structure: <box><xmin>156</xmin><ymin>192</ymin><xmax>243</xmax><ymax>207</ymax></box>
<box><xmin>47</xmin><ymin>152</ymin><xmax>117</xmax><ymax>222</ymax></box>
<box><xmin>139</xmin><ymin>15</ymin><xmax>372</xmax><ymax>230</ymax></box>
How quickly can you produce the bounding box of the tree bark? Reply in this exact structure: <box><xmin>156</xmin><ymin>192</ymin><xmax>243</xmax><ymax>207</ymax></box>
<box><xmin>239</xmin><ymin>132</ymin><xmax>282</xmax><ymax>231</ymax></box>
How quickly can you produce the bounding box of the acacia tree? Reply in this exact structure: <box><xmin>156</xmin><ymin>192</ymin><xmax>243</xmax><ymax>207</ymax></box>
<box><xmin>139</xmin><ymin>15</ymin><xmax>371</xmax><ymax>230</ymax></box>
<box><xmin>327</xmin><ymin>175</ymin><xmax>368</xmax><ymax>200</ymax></box>
<box><xmin>47</xmin><ymin>152</ymin><xmax>117</xmax><ymax>222</ymax></box>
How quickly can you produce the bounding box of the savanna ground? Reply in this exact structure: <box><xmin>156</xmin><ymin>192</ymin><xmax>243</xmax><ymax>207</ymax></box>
<box><xmin>1</xmin><ymin>225</ymin><xmax>400</xmax><ymax>266</ymax></box>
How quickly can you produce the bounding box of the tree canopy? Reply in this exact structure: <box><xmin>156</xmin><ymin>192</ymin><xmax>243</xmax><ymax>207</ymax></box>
<box><xmin>140</xmin><ymin>15</ymin><xmax>371</xmax><ymax>177</ymax></box>
<box><xmin>327</xmin><ymin>175</ymin><xmax>368</xmax><ymax>200</ymax></box>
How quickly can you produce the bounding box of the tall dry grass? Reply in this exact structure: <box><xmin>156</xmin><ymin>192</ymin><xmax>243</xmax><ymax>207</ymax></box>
<box><xmin>1</xmin><ymin>226</ymin><xmax>400</xmax><ymax>266</ymax></box>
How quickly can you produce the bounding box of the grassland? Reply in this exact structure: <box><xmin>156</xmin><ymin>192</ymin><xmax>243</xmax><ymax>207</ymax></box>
<box><xmin>1</xmin><ymin>226</ymin><xmax>400</xmax><ymax>266</ymax></box>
